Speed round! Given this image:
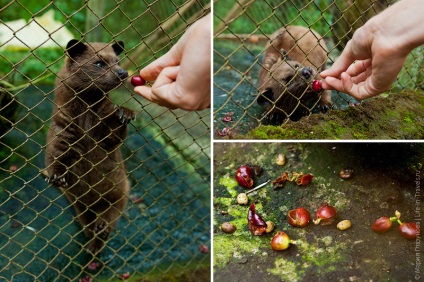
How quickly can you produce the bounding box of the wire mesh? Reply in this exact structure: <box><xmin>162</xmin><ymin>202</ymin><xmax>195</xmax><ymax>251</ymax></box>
<box><xmin>213</xmin><ymin>0</ymin><xmax>423</xmax><ymax>137</ymax></box>
<box><xmin>0</xmin><ymin>0</ymin><xmax>210</xmax><ymax>281</ymax></box>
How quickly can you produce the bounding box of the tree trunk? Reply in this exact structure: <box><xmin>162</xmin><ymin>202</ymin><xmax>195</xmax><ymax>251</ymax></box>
<box><xmin>85</xmin><ymin>0</ymin><xmax>106</xmax><ymax>42</ymax></box>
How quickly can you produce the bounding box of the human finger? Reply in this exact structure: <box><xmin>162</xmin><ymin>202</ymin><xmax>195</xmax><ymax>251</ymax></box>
<box><xmin>147</xmin><ymin>66</ymin><xmax>181</xmax><ymax>109</ymax></box>
<box><xmin>138</xmin><ymin>46</ymin><xmax>182</xmax><ymax>81</ymax></box>
<box><xmin>340</xmin><ymin>72</ymin><xmax>378</xmax><ymax>100</ymax></box>
<box><xmin>134</xmin><ymin>66</ymin><xmax>179</xmax><ymax>109</ymax></box>
<box><xmin>323</xmin><ymin>72</ymin><xmax>361</xmax><ymax>99</ymax></box>
<box><xmin>323</xmin><ymin>76</ymin><xmax>346</xmax><ymax>92</ymax></box>
<box><xmin>344</xmin><ymin>59</ymin><xmax>372</xmax><ymax>77</ymax></box>
<box><xmin>134</xmin><ymin>85</ymin><xmax>154</xmax><ymax>102</ymax></box>
<box><xmin>347</xmin><ymin>60</ymin><xmax>372</xmax><ymax>85</ymax></box>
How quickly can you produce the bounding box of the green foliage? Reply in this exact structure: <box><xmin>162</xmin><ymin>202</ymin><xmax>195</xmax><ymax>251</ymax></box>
<box><xmin>0</xmin><ymin>48</ymin><xmax>63</xmax><ymax>85</ymax></box>
<box><xmin>1</xmin><ymin>0</ymin><xmax>209</xmax><ymax>85</ymax></box>
<box><xmin>214</xmin><ymin>0</ymin><xmax>332</xmax><ymax>36</ymax></box>
<box><xmin>0</xmin><ymin>0</ymin><xmax>86</xmax><ymax>32</ymax></box>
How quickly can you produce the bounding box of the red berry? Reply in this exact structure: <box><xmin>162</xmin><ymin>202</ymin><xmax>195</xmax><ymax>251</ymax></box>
<box><xmin>131</xmin><ymin>75</ymin><xmax>145</xmax><ymax>86</ymax></box>
<box><xmin>222</xmin><ymin>116</ymin><xmax>232</xmax><ymax>122</ymax></box>
<box><xmin>198</xmin><ymin>244</ymin><xmax>209</xmax><ymax>253</ymax></box>
<box><xmin>271</xmin><ymin>231</ymin><xmax>295</xmax><ymax>251</ymax></box>
<box><xmin>313</xmin><ymin>203</ymin><xmax>337</xmax><ymax>225</ymax></box>
<box><xmin>300</xmin><ymin>173</ymin><xmax>313</xmax><ymax>186</ymax></box>
<box><xmin>235</xmin><ymin>165</ymin><xmax>254</xmax><ymax>188</ymax></box>
<box><xmin>248</xmin><ymin>203</ymin><xmax>267</xmax><ymax>236</ymax></box>
<box><xmin>372</xmin><ymin>217</ymin><xmax>393</xmax><ymax>234</ymax></box>
<box><xmin>398</xmin><ymin>222</ymin><xmax>418</xmax><ymax>239</ymax></box>
<box><xmin>288</xmin><ymin>207</ymin><xmax>311</xmax><ymax>227</ymax></box>
<box><xmin>88</xmin><ymin>262</ymin><xmax>99</xmax><ymax>271</ymax></box>
<box><xmin>312</xmin><ymin>80</ymin><xmax>323</xmax><ymax>92</ymax></box>
<box><xmin>120</xmin><ymin>272</ymin><xmax>131</xmax><ymax>279</ymax></box>
<box><xmin>216</xmin><ymin>127</ymin><xmax>230</xmax><ymax>136</ymax></box>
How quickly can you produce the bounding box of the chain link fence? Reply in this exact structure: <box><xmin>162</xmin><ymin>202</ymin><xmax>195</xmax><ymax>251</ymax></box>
<box><xmin>0</xmin><ymin>0</ymin><xmax>210</xmax><ymax>281</ymax></box>
<box><xmin>213</xmin><ymin>0</ymin><xmax>423</xmax><ymax>136</ymax></box>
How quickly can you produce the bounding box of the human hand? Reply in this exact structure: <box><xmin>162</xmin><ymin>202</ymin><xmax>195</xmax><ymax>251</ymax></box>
<box><xmin>320</xmin><ymin>0</ymin><xmax>424</xmax><ymax>100</ymax></box>
<box><xmin>134</xmin><ymin>14</ymin><xmax>211</xmax><ymax>111</ymax></box>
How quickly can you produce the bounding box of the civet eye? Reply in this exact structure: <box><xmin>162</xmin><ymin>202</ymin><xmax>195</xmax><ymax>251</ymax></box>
<box><xmin>93</xmin><ymin>61</ymin><xmax>106</xmax><ymax>68</ymax></box>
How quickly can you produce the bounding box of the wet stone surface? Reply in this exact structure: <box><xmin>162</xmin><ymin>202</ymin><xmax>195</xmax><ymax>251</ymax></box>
<box><xmin>213</xmin><ymin>143</ymin><xmax>423</xmax><ymax>282</ymax></box>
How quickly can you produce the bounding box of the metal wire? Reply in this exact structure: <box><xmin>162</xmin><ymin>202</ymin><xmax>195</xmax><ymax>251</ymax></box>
<box><xmin>213</xmin><ymin>0</ymin><xmax>421</xmax><ymax>135</ymax></box>
<box><xmin>0</xmin><ymin>1</ymin><xmax>210</xmax><ymax>281</ymax></box>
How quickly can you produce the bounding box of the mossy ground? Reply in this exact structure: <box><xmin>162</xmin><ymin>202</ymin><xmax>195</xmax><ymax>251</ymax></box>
<box><xmin>241</xmin><ymin>91</ymin><xmax>424</xmax><ymax>140</ymax></box>
<box><xmin>213</xmin><ymin>143</ymin><xmax>423</xmax><ymax>281</ymax></box>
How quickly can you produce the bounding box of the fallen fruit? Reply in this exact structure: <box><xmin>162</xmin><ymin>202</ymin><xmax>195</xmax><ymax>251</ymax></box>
<box><xmin>235</xmin><ymin>165</ymin><xmax>254</xmax><ymax>188</ymax></box>
<box><xmin>337</xmin><ymin>219</ymin><xmax>352</xmax><ymax>231</ymax></box>
<box><xmin>271</xmin><ymin>231</ymin><xmax>297</xmax><ymax>251</ymax></box>
<box><xmin>372</xmin><ymin>216</ymin><xmax>393</xmax><ymax>234</ymax></box>
<box><xmin>88</xmin><ymin>262</ymin><xmax>99</xmax><ymax>271</ymax></box>
<box><xmin>398</xmin><ymin>222</ymin><xmax>418</xmax><ymax>240</ymax></box>
<box><xmin>265</xmin><ymin>221</ymin><xmax>275</xmax><ymax>233</ymax></box>
<box><xmin>130</xmin><ymin>75</ymin><xmax>145</xmax><ymax>86</ymax></box>
<box><xmin>298</xmin><ymin>173</ymin><xmax>313</xmax><ymax>186</ymax></box>
<box><xmin>216</xmin><ymin>127</ymin><xmax>230</xmax><ymax>136</ymax></box>
<box><xmin>339</xmin><ymin>168</ymin><xmax>353</xmax><ymax>180</ymax></box>
<box><xmin>276</xmin><ymin>154</ymin><xmax>286</xmax><ymax>166</ymax></box>
<box><xmin>248</xmin><ymin>203</ymin><xmax>267</xmax><ymax>235</ymax></box>
<box><xmin>237</xmin><ymin>193</ymin><xmax>249</xmax><ymax>205</ymax></box>
<box><xmin>313</xmin><ymin>203</ymin><xmax>337</xmax><ymax>225</ymax></box>
<box><xmin>288</xmin><ymin>207</ymin><xmax>311</xmax><ymax>227</ymax></box>
<box><xmin>221</xmin><ymin>222</ymin><xmax>236</xmax><ymax>234</ymax></box>
<box><xmin>222</xmin><ymin>116</ymin><xmax>232</xmax><ymax>122</ymax></box>
<box><xmin>198</xmin><ymin>244</ymin><xmax>209</xmax><ymax>253</ymax></box>
<box><xmin>272</xmin><ymin>171</ymin><xmax>289</xmax><ymax>190</ymax></box>
<box><xmin>311</xmin><ymin>80</ymin><xmax>323</xmax><ymax>92</ymax></box>
<box><xmin>120</xmin><ymin>272</ymin><xmax>130</xmax><ymax>280</ymax></box>
<box><xmin>79</xmin><ymin>277</ymin><xmax>92</xmax><ymax>282</ymax></box>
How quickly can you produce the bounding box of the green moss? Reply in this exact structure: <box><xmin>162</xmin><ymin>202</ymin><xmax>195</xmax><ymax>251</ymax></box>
<box><xmin>240</xmin><ymin>91</ymin><xmax>424</xmax><ymax>140</ymax></box>
<box><xmin>219</xmin><ymin>176</ymin><xmax>239</xmax><ymax>197</ymax></box>
<box><xmin>213</xmin><ymin>197</ymin><xmax>233</xmax><ymax>207</ymax></box>
<box><xmin>321</xmin><ymin>120</ymin><xmax>348</xmax><ymax>138</ymax></box>
<box><xmin>403</xmin><ymin>115</ymin><xmax>413</xmax><ymax>123</ymax></box>
<box><xmin>214</xmin><ymin>235</ymin><xmax>267</xmax><ymax>268</ymax></box>
<box><xmin>248</xmin><ymin>125</ymin><xmax>311</xmax><ymax>140</ymax></box>
<box><xmin>268</xmin><ymin>258</ymin><xmax>304</xmax><ymax>282</ymax></box>
<box><xmin>250</xmin><ymin>128</ymin><xmax>270</xmax><ymax>139</ymax></box>
<box><xmin>223</xmin><ymin>204</ymin><xmax>251</xmax><ymax>233</ymax></box>
<box><xmin>298</xmin><ymin>237</ymin><xmax>346</xmax><ymax>274</ymax></box>
<box><xmin>267</xmin><ymin>234</ymin><xmax>347</xmax><ymax>281</ymax></box>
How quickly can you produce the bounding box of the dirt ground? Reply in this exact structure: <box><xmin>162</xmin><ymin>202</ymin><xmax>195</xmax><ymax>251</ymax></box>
<box><xmin>213</xmin><ymin>143</ymin><xmax>423</xmax><ymax>281</ymax></box>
